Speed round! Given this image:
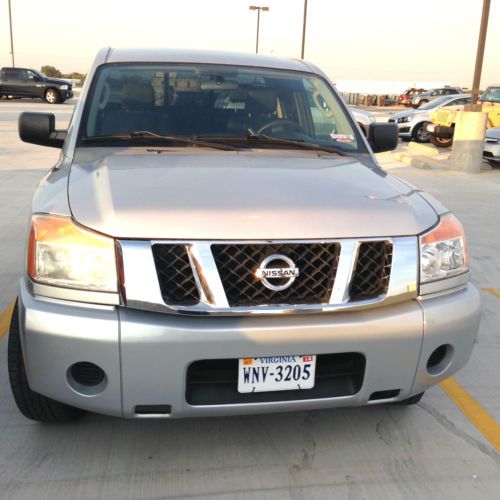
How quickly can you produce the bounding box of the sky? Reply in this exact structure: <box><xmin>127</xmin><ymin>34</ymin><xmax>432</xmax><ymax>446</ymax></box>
<box><xmin>0</xmin><ymin>0</ymin><xmax>499</xmax><ymax>87</ymax></box>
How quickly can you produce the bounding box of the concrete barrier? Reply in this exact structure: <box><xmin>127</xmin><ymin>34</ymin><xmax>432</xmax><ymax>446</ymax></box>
<box><xmin>450</xmin><ymin>111</ymin><xmax>488</xmax><ymax>174</ymax></box>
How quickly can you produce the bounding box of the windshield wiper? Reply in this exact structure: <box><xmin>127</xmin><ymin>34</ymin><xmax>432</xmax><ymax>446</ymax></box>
<box><xmin>81</xmin><ymin>131</ymin><xmax>238</xmax><ymax>151</ymax></box>
<box><xmin>196</xmin><ymin>133</ymin><xmax>349</xmax><ymax>156</ymax></box>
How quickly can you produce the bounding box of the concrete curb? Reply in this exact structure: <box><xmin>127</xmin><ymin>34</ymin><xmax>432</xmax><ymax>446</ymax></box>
<box><xmin>407</xmin><ymin>142</ymin><xmax>441</xmax><ymax>156</ymax></box>
<box><xmin>391</xmin><ymin>151</ymin><xmax>444</xmax><ymax>170</ymax></box>
<box><xmin>392</xmin><ymin>150</ymin><xmax>493</xmax><ymax>172</ymax></box>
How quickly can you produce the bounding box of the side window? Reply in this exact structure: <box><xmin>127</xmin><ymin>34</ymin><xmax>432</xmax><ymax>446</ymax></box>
<box><xmin>2</xmin><ymin>68</ymin><xmax>21</xmax><ymax>80</ymax></box>
<box><xmin>26</xmin><ymin>70</ymin><xmax>39</xmax><ymax>81</ymax></box>
<box><xmin>431</xmin><ymin>90</ymin><xmax>439</xmax><ymax>96</ymax></box>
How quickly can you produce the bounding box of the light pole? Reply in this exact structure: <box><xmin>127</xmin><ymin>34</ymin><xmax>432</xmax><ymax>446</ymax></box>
<box><xmin>301</xmin><ymin>0</ymin><xmax>308</xmax><ymax>59</ymax></box>
<box><xmin>470</xmin><ymin>0</ymin><xmax>490</xmax><ymax>106</ymax></box>
<box><xmin>249</xmin><ymin>5</ymin><xmax>269</xmax><ymax>54</ymax></box>
<box><xmin>8</xmin><ymin>0</ymin><xmax>15</xmax><ymax>67</ymax></box>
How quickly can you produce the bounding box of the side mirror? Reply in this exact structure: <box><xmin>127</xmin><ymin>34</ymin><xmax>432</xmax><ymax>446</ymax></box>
<box><xmin>368</xmin><ymin>122</ymin><xmax>398</xmax><ymax>153</ymax></box>
<box><xmin>18</xmin><ymin>112</ymin><xmax>67</xmax><ymax>148</ymax></box>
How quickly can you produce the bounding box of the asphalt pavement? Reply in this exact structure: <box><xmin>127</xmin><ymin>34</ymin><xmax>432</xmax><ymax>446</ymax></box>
<box><xmin>0</xmin><ymin>99</ymin><xmax>498</xmax><ymax>499</ymax></box>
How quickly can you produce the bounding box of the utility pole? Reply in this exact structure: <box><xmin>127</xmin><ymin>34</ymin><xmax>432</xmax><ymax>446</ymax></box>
<box><xmin>249</xmin><ymin>5</ymin><xmax>269</xmax><ymax>54</ymax></box>
<box><xmin>450</xmin><ymin>0</ymin><xmax>491</xmax><ymax>173</ymax></box>
<box><xmin>8</xmin><ymin>0</ymin><xmax>15</xmax><ymax>67</ymax></box>
<box><xmin>470</xmin><ymin>0</ymin><xmax>490</xmax><ymax>106</ymax></box>
<box><xmin>301</xmin><ymin>0</ymin><xmax>308</xmax><ymax>59</ymax></box>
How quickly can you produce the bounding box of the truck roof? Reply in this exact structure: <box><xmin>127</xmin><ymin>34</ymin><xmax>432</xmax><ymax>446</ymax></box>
<box><xmin>103</xmin><ymin>48</ymin><xmax>314</xmax><ymax>73</ymax></box>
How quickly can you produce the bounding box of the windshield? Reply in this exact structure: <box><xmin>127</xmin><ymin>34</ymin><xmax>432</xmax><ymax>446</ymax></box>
<box><xmin>79</xmin><ymin>63</ymin><xmax>364</xmax><ymax>153</ymax></box>
<box><xmin>419</xmin><ymin>96</ymin><xmax>451</xmax><ymax>110</ymax></box>
<box><xmin>480</xmin><ymin>87</ymin><xmax>500</xmax><ymax>104</ymax></box>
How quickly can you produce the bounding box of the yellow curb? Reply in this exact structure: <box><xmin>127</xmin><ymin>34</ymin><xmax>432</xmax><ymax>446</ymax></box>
<box><xmin>0</xmin><ymin>299</ymin><xmax>16</xmax><ymax>340</ymax></box>
<box><xmin>440</xmin><ymin>377</ymin><xmax>500</xmax><ymax>453</ymax></box>
<box><xmin>408</xmin><ymin>142</ymin><xmax>442</xmax><ymax>156</ymax></box>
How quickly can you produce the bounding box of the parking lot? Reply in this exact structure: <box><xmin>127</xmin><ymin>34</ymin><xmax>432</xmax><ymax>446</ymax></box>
<box><xmin>0</xmin><ymin>99</ymin><xmax>499</xmax><ymax>499</ymax></box>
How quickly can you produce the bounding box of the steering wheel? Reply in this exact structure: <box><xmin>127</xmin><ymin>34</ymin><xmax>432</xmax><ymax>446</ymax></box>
<box><xmin>257</xmin><ymin>119</ymin><xmax>306</xmax><ymax>136</ymax></box>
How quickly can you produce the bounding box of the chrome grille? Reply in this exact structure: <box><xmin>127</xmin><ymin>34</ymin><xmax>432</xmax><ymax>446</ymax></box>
<box><xmin>151</xmin><ymin>244</ymin><xmax>199</xmax><ymax>306</ymax></box>
<box><xmin>212</xmin><ymin>243</ymin><xmax>340</xmax><ymax>306</ymax></box>
<box><xmin>120</xmin><ymin>237</ymin><xmax>416</xmax><ymax>316</ymax></box>
<box><xmin>350</xmin><ymin>241</ymin><xmax>393</xmax><ymax>300</ymax></box>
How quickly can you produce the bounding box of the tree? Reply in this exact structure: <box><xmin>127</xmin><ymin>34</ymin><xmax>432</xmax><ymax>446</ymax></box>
<box><xmin>41</xmin><ymin>65</ymin><xmax>62</xmax><ymax>78</ymax></box>
<box><xmin>64</xmin><ymin>72</ymin><xmax>86</xmax><ymax>85</ymax></box>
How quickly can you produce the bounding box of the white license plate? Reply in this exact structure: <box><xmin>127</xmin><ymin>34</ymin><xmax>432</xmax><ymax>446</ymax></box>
<box><xmin>237</xmin><ymin>355</ymin><xmax>316</xmax><ymax>393</ymax></box>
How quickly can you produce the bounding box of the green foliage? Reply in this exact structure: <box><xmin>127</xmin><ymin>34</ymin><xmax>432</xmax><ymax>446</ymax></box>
<box><xmin>65</xmin><ymin>72</ymin><xmax>86</xmax><ymax>85</ymax></box>
<box><xmin>40</xmin><ymin>66</ymin><xmax>86</xmax><ymax>86</ymax></box>
<box><xmin>41</xmin><ymin>65</ymin><xmax>62</xmax><ymax>78</ymax></box>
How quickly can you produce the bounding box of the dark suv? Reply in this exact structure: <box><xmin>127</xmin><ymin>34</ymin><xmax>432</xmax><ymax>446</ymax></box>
<box><xmin>0</xmin><ymin>67</ymin><xmax>73</xmax><ymax>103</ymax></box>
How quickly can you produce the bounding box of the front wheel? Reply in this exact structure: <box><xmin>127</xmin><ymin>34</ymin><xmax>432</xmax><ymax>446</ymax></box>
<box><xmin>417</xmin><ymin>99</ymin><xmax>428</xmax><ymax>107</ymax></box>
<box><xmin>8</xmin><ymin>301</ymin><xmax>85</xmax><ymax>423</ymax></box>
<box><xmin>44</xmin><ymin>88</ymin><xmax>60</xmax><ymax>104</ymax></box>
<box><xmin>411</xmin><ymin>122</ymin><xmax>429</xmax><ymax>143</ymax></box>
<box><xmin>428</xmin><ymin>133</ymin><xmax>453</xmax><ymax>148</ymax></box>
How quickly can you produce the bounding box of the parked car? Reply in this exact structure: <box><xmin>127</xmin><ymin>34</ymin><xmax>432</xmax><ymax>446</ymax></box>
<box><xmin>389</xmin><ymin>94</ymin><xmax>471</xmax><ymax>142</ymax></box>
<box><xmin>483</xmin><ymin>127</ymin><xmax>500</xmax><ymax>166</ymax></box>
<box><xmin>8</xmin><ymin>48</ymin><xmax>479</xmax><ymax>422</ymax></box>
<box><xmin>427</xmin><ymin>85</ymin><xmax>500</xmax><ymax>147</ymax></box>
<box><xmin>0</xmin><ymin>67</ymin><xmax>73</xmax><ymax>103</ymax></box>
<box><xmin>398</xmin><ymin>88</ymin><xmax>426</xmax><ymax>107</ymax></box>
<box><xmin>351</xmin><ymin>108</ymin><xmax>376</xmax><ymax>136</ymax></box>
<box><xmin>411</xmin><ymin>87</ymin><xmax>462</xmax><ymax>108</ymax></box>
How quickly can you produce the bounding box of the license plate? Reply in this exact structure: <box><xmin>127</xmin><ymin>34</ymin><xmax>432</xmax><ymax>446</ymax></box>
<box><xmin>237</xmin><ymin>355</ymin><xmax>316</xmax><ymax>393</ymax></box>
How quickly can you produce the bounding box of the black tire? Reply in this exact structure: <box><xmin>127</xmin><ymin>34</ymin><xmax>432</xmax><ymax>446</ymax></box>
<box><xmin>411</xmin><ymin>122</ymin><xmax>430</xmax><ymax>143</ymax></box>
<box><xmin>8</xmin><ymin>301</ymin><xmax>85</xmax><ymax>423</ymax></box>
<box><xmin>428</xmin><ymin>133</ymin><xmax>453</xmax><ymax>148</ymax></box>
<box><xmin>417</xmin><ymin>99</ymin><xmax>428</xmax><ymax>107</ymax></box>
<box><xmin>398</xmin><ymin>392</ymin><xmax>424</xmax><ymax>405</ymax></box>
<box><xmin>44</xmin><ymin>88</ymin><xmax>60</xmax><ymax>104</ymax></box>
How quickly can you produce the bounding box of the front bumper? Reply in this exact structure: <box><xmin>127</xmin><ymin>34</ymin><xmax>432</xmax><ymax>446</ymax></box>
<box><xmin>18</xmin><ymin>279</ymin><xmax>480</xmax><ymax>418</ymax></box>
<box><xmin>60</xmin><ymin>89</ymin><xmax>73</xmax><ymax>100</ymax></box>
<box><xmin>483</xmin><ymin>140</ymin><xmax>500</xmax><ymax>162</ymax></box>
<box><xmin>388</xmin><ymin>119</ymin><xmax>411</xmax><ymax>137</ymax></box>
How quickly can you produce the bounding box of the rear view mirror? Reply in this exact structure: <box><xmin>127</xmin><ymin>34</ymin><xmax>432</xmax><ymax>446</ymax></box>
<box><xmin>18</xmin><ymin>112</ymin><xmax>67</xmax><ymax>148</ymax></box>
<box><xmin>368</xmin><ymin>123</ymin><xmax>398</xmax><ymax>153</ymax></box>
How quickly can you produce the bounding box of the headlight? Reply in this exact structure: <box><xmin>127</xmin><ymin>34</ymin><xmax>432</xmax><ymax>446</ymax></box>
<box><xmin>59</xmin><ymin>85</ymin><xmax>69</xmax><ymax>90</ymax></box>
<box><xmin>397</xmin><ymin>116</ymin><xmax>412</xmax><ymax>123</ymax></box>
<box><xmin>419</xmin><ymin>213</ymin><xmax>468</xmax><ymax>284</ymax></box>
<box><xmin>27</xmin><ymin>214</ymin><xmax>118</xmax><ymax>292</ymax></box>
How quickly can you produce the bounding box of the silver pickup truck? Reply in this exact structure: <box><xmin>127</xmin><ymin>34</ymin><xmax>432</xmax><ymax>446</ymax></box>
<box><xmin>8</xmin><ymin>48</ymin><xmax>480</xmax><ymax>422</ymax></box>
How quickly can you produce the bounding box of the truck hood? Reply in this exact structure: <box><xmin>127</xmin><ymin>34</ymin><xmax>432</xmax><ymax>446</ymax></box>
<box><xmin>44</xmin><ymin>77</ymin><xmax>70</xmax><ymax>86</ymax></box>
<box><xmin>68</xmin><ymin>148</ymin><xmax>438</xmax><ymax>240</ymax></box>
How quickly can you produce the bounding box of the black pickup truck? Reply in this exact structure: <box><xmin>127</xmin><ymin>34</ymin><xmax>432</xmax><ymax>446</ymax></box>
<box><xmin>0</xmin><ymin>67</ymin><xmax>73</xmax><ymax>104</ymax></box>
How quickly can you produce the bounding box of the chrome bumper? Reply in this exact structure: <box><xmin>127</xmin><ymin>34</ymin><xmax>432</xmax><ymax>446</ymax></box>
<box><xmin>18</xmin><ymin>279</ymin><xmax>480</xmax><ymax>418</ymax></box>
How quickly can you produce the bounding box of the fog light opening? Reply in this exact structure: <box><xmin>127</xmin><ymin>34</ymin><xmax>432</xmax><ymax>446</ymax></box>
<box><xmin>426</xmin><ymin>344</ymin><xmax>453</xmax><ymax>376</ymax></box>
<box><xmin>67</xmin><ymin>362</ymin><xmax>107</xmax><ymax>396</ymax></box>
<box><xmin>369</xmin><ymin>389</ymin><xmax>401</xmax><ymax>401</ymax></box>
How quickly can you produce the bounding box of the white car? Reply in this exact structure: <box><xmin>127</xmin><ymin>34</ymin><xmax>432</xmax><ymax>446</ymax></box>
<box><xmin>483</xmin><ymin>127</ymin><xmax>500</xmax><ymax>166</ymax></box>
<box><xmin>389</xmin><ymin>94</ymin><xmax>471</xmax><ymax>143</ymax></box>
